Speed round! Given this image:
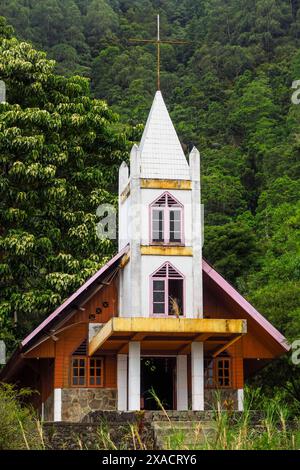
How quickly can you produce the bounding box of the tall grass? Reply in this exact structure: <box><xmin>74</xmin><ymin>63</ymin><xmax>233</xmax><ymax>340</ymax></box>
<box><xmin>142</xmin><ymin>386</ymin><xmax>300</xmax><ymax>450</ymax></box>
<box><xmin>0</xmin><ymin>383</ymin><xmax>45</xmax><ymax>450</ymax></box>
<box><xmin>1</xmin><ymin>382</ymin><xmax>298</xmax><ymax>450</ymax></box>
<box><xmin>188</xmin><ymin>387</ymin><xmax>299</xmax><ymax>450</ymax></box>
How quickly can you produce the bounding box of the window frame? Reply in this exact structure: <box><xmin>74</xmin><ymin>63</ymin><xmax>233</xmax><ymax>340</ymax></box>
<box><xmin>150</xmin><ymin>262</ymin><xmax>185</xmax><ymax>317</ymax></box>
<box><xmin>204</xmin><ymin>357</ymin><xmax>232</xmax><ymax>389</ymax></box>
<box><xmin>88</xmin><ymin>357</ymin><xmax>104</xmax><ymax>387</ymax></box>
<box><xmin>71</xmin><ymin>356</ymin><xmax>87</xmax><ymax>387</ymax></box>
<box><xmin>150</xmin><ymin>192</ymin><xmax>184</xmax><ymax>245</ymax></box>
<box><xmin>151</xmin><ymin>207</ymin><xmax>165</xmax><ymax>242</ymax></box>
<box><xmin>71</xmin><ymin>356</ymin><xmax>104</xmax><ymax>388</ymax></box>
<box><xmin>216</xmin><ymin>357</ymin><xmax>231</xmax><ymax>388</ymax></box>
<box><xmin>152</xmin><ymin>277</ymin><xmax>167</xmax><ymax>315</ymax></box>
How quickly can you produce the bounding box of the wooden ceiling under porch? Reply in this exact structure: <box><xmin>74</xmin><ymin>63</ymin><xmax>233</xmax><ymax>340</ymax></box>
<box><xmin>89</xmin><ymin>317</ymin><xmax>247</xmax><ymax>357</ymax></box>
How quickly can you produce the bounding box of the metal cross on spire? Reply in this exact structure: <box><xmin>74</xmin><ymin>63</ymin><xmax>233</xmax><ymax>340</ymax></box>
<box><xmin>129</xmin><ymin>15</ymin><xmax>189</xmax><ymax>90</ymax></box>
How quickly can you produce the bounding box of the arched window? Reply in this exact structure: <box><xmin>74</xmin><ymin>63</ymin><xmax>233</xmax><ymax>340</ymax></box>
<box><xmin>150</xmin><ymin>192</ymin><xmax>183</xmax><ymax>244</ymax></box>
<box><xmin>151</xmin><ymin>262</ymin><xmax>184</xmax><ymax>316</ymax></box>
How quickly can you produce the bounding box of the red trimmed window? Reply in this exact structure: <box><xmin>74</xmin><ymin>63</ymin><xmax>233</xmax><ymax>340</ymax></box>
<box><xmin>151</xmin><ymin>262</ymin><xmax>184</xmax><ymax>316</ymax></box>
<box><xmin>151</xmin><ymin>192</ymin><xmax>183</xmax><ymax>244</ymax></box>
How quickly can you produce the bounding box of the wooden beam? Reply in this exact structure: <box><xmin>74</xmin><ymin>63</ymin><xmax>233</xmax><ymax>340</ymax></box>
<box><xmin>206</xmin><ymin>340</ymin><xmax>227</xmax><ymax>345</ymax></box>
<box><xmin>89</xmin><ymin>317</ymin><xmax>247</xmax><ymax>356</ymax></box>
<box><xmin>120</xmin><ymin>182</ymin><xmax>130</xmax><ymax>203</ymax></box>
<box><xmin>120</xmin><ymin>253</ymin><xmax>130</xmax><ymax>269</ymax></box>
<box><xmin>140</xmin><ymin>179</ymin><xmax>192</xmax><ymax>190</ymax></box>
<box><xmin>194</xmin><ymin>333</ymin><xmax>211</xmax><ymax>342</ymax></box>
<box><xmin>177</xmin><ymin>344</ymin><xmax>191</xmax><ymax>354</ymax></box>
<box><xmin>212</xmin><ymin>335</ymin><xmax>242</xmax><ymax>358</ymax></box>
<box><xmin>178</xmin><ymin>333</ymin><xmax>211</xmax><ymax>354</ymax></box>
<box><xmin>117</xmin><ymin>342</ymin><xmax>129</xmax><ymax>354</ymax></box>
<box><xmin>131</xmin><ymin>332</ymin><xmax>146</xmax><ymax>341</ymax></box>
<box><xmin>140</xmin><ymin>246</ymin><xmax>193</xmax><ymax>256</ymax></box>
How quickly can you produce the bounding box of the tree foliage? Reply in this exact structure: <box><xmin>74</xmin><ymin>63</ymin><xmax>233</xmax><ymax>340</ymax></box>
<box><xmin>0</xmin><ymin>16</ymin><xmax>130</xmax><ymax>346</ymax></box>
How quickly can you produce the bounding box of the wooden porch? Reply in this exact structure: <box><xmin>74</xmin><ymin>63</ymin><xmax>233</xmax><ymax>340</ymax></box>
<box><xmin>89</xmin><ymin>317</ymin><xmax>247</xmax><ymax>356</ymax></box>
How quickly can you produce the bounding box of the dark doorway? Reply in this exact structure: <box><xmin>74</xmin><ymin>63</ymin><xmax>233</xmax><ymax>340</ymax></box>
<box><xmin>141</xmin><ymin>357</ymin><xmax>176</xmax><ymax>410</ymax></box>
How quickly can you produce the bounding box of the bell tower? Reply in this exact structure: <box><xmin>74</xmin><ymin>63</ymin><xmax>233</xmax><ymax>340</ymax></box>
<box><xmin>118</xmin><ymin>91</ymin><xmax>203</xmax><ymax>411</ymax></box>
<box><xmin>118</xmin><ymin>91</ymin><xmax>203</xmax><ymax>319</ymax></box>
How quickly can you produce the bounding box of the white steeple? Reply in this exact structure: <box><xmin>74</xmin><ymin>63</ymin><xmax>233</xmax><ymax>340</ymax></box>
<box><xmin>139</xmin><ymin>91</ymin><xmax>190</xmax><ymax>180</ymax></box>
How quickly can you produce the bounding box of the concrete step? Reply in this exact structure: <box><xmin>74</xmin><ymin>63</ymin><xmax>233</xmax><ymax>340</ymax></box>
<box><xmin>145</xmin><ymin>410</ymin><xmax>215</xmax><ymax>422</ymax></box>
<box><xmin>152</xmin><ymin>420</ymin><xmax>216</xmax><ymax>449</ymax></box>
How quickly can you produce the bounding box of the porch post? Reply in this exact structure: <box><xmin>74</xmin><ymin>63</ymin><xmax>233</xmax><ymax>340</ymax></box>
<box><xmin>191</xmin><ymin>342</ymin><xmax>204</xmax><ymax>410</ymax></box>
<box><xmin>176</xmin><ymin>355</ymin><xmax>188</xmax><ymax>410</ymax></box>
<box><xmin>237</xmin><ymin>389</ymin><xmax>244</xmax><ymax>411</ymax></box>
<box><xmin>117</xmin><ymin>354</ymin><xmax>128</xmax><ymax>411</ymax></box>
<box><xmin>53</xmin><ymin>388</ymin><xmax>62</xmax><ymax>421</ymax></box>
<box><xmin>128</xmin><ymin>341</ymin><xmax>141</xmax><ymax>411</ymax></box>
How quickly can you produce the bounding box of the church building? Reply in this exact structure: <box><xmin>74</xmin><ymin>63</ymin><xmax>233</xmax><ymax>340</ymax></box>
<box><xmin>0</xmin><ymin>91</ymin><xmax>289</xmax><ymax>422</ymax></box>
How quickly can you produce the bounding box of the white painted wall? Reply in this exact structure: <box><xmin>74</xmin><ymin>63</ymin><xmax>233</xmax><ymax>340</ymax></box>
<box><xmin>118</xmin><ymin>161</ymin><xmax>130</xmax><ymax>251</ymax></box>
<box><xmin>140</xmin><ymin>255</ymin><xmax>194</xmax><ymax>318</ymax></box>
<box><xmin>128</xmin><ymin>342</ymin><xmax>141</xmax><ymax>411</ymax></box>
<box><xmin>119</xmin><ymin>193</ymin><xmax>130</xmax><ymax>250</ymax></box>
<box><xmin>118</xmin><ymin>143</ymin><xmax>203</xmax><ymax>323</ymax></box>
<box><xmin>190</xmin><ymin>147</ymin><xmax>203</xmax><ymax>318</ymax></box>
<box><xmin>237</xmin><ymin>388</ymin><xmax>244</xmax><ymax>411</ymax></box>
<box><xmin>119</xmin><ymin>257</ymin><xmax>132</xmax><ymax>317</ymax></box>
<box><xmin>140</xmin><ymin>188</ymin><xmax>192</xmax><ymax>246</ymax></box>
<box><xmin>176</xmin><ymin>355</ymin><xmax>188</xmax><ymax>410</ymax></box>
<box><xmin>117</xmin><ymin>354</ymin><xmax>128</xmax><ymax>411</ymax></box>
<box><xmin>53</xmin><ymin>388</ymin><xmax>62</xmax><ymax>422</ymax></box>
<box><xmin>191</xmin><ymin>342</ymin><xmax>204</xmax><ymax>411</ymax></box>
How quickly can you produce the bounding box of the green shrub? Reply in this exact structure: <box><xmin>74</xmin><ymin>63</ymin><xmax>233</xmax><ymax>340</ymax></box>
<box><xmin>0</xmin><ymin>383</ymin><xmax>44</xmax><ymax>450</ymax></box>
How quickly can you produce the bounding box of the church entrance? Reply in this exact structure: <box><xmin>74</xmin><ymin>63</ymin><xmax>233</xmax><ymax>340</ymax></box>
<box><xmin>141</xmin><ymin>357</ymin><xmax>176</xmax><ymax>410</ymax></box>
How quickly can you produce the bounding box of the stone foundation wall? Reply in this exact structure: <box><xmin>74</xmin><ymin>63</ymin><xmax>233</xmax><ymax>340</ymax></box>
<box><xmin>42</xmin><ymin>387</ymin><xmax>239</xmax><ymax>423</ymax></box>
<box><xmin>44</xmin><ymin>412</ymin><xmax>154</xmax><ymax>450</ymax></box>
<box><xmin>204</xmin><ymin>389</ymin><xmax>238</xmax><ymax>410</ymax></box>
<box><xmin>61</xmin><ymin>388</ymin><xmax>117</xmax><ymax>422</ymax></box>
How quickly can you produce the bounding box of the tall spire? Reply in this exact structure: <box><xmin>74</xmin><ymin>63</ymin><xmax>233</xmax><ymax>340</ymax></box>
<box><xmin>139</xmin><ymin>91</ymin><xmax>190</xmax><ymax>180</ymax></box>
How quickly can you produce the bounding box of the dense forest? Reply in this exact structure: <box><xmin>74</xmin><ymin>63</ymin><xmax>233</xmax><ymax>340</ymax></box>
<box><xmin>0</xmin><ymin>1</ymin><xmax>299</xmax><ymax>403</ymax></box>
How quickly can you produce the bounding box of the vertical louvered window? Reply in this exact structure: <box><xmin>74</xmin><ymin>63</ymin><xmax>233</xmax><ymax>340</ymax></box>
<box><xmin>151</xmin><ymin>262</ymin><xmax>184</xmax><ymax>316</ymax></box>
<box><xmin>150</xmin><ymin>192</ymin><xmax>183</xmax><ymax>244</ymax></box>
<box><xmin>152</xmin><ymin>209</ymin><xmax>164</xmax><ymax>242</ymax></box>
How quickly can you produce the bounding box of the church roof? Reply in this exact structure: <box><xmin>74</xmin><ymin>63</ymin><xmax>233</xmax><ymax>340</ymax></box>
<box><xmin>15</xmin><ymin>253</ymin><xmax>291</xmax><ymax>353</ymax></box>
<box><xmin>0</xmin><ymin>250</ymin><xmax>289</xmax><ymax>381</ymax></box>
<box><xmin>202</xmin><ymin>260</ymin><xmax>289</xmax><ymax>352</ymax></box>
<box><xmin>139</xmin><ymin>91</ymin><xmax>190</xmax><ymax>180</ymax></box>
<box><xmin>21</xmin><ymin>245</ymin><xmax>129</xmax><ymax>350</ymax></box>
